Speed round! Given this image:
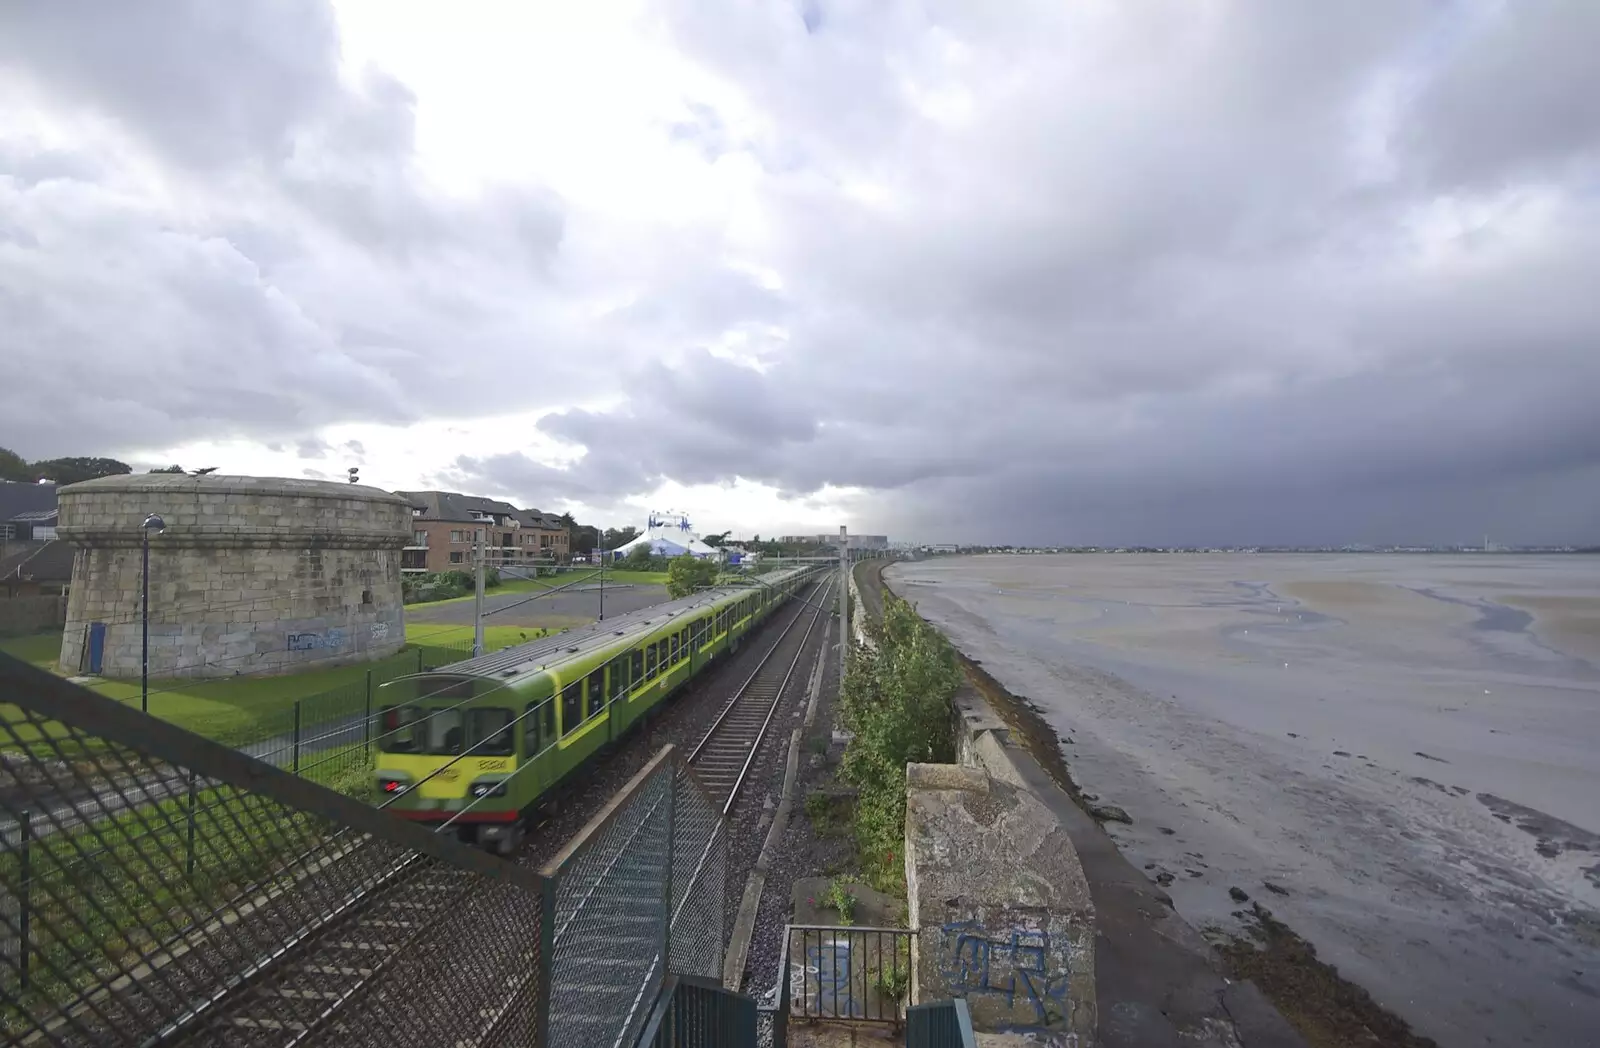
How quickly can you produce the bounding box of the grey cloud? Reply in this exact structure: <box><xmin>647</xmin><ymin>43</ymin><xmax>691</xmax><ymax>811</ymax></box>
<box><xmin>1400</xmin><ymin>0</ymin><xmax>1600</xmax><ymax>188</ymax></box>
<box><xmin>0</xmin><ymin>0</ymin><xmax>342</xmax><ymax>169</ymax></box>
<box><xmin>5</xmin><ymin>1</ymin><xmax>1599</xmax><ymax>546</ymax></box>
<box><xmin>513</xmin><ymin>0</ymin><xmax>1600</xmax><ymax>544</ymax></box>
<box><xmin>0</xmin><ymin>0</ymin><xmax>588</xmax><ymax>460</ymax></box>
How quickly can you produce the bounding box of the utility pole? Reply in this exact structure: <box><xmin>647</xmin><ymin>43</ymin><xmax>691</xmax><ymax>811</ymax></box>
<box><xmin>473</xmin><ymin>526</ymin><xmax>486</xmax><ymax>657</ymax></box>
<box><xmin>838</xmin><ymin>525</ymin><xmax>848</xmax><ymax>686</ymax></box>
<box><xmin>597</xmin><ymin>547</ymin><xmax>605</xmax><ymax>621</ymax></box>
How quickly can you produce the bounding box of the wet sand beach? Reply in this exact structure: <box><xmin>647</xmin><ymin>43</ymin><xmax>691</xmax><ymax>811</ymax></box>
<box><xmin>889</xmin><ymin>553</ymin><xmax>1600</xmax><ymax>1048</ymax></box>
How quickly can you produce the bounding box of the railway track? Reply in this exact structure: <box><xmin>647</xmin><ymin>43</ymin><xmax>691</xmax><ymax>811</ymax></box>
<box><xmin>151</xmin><ymin>574</ymin><xmax>833</xmax><ymax>1048</ymax></box>
<box><xmin>688</xmin><ymin>577</ymin><xmax>834</xmax><ymax>812</ymax></box>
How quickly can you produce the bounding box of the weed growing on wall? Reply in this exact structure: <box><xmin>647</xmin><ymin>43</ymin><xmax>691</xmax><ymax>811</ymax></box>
<box><xmin>837</xmin><ymin>593</ymin><xmax>961</xmax><ymax>895</ymax></box>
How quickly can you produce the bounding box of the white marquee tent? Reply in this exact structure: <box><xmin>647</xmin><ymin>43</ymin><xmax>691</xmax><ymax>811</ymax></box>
<box><xmin>608</xmin><ymin>511</ymin><xmax>721</xmax><ymax>560</ymax></box>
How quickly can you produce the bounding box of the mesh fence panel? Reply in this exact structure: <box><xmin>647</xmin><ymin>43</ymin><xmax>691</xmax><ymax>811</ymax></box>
<box><xmin>544</xmin><ymin>755</ymin><xmax>675</xmax><ymax>1048</ymax></box>
<box><xmin>667</xmin><ymin>766</ymin><xmax>726</xmax><ymax>981</ymax></box>
<box><xmin>0</xmin><ymin>655</ymin><xmax>548</xmax><ymax>1048</ymax></box>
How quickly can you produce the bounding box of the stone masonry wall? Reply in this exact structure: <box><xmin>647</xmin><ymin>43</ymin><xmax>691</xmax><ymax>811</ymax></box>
<box><xmin>57</xmin><ymin>475</ymin><xmax>411</xmax><ymax>679</ymax></box>
<box><xmin>905</xmin><ymin>762</ymin><xmax>1097</xmax><ymax>1046</ymax></box>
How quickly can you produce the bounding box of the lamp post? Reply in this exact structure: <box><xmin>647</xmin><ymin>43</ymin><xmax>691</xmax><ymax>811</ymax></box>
<box><xmin>141</xmin><ymin>513</ymin><xmax>166</xmax><ymax>713</ymax></box>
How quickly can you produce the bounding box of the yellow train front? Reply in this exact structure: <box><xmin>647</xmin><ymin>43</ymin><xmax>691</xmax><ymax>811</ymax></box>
<box><xmin>372</xmin><ymin>563</ymin><xmax>822</xmax><ymax>852</ymax></box>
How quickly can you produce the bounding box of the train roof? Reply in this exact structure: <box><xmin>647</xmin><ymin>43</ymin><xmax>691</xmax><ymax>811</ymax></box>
<box><xmin>412</xmin><ymin>564</ymin><xmax>819</xmax><ymax>684</ymax></box>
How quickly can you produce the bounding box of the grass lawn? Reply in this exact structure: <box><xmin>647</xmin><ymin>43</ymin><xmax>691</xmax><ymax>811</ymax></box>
<box><xmin>403</xmin><ymin>575</ymin><xmax>558</xmax><ymax>611</ymax></box>
<box><xmin>594</xmin><ymin>569</ymin><xmax>670</xmax><ymax>585</ymax></box>
<box><xmin>0</xmin><ymin>630</ymin><xmax>65</xmax><ymax>671</ymax></box>
<box><xmin>0</xmin><ymin>623</ymin><xmax>553</xmax><ymax>754</ymax></box>
<box><xmin>403</xmin><ymin>622</ymin><xmax>554</xmax><ymax>652</ymax></box>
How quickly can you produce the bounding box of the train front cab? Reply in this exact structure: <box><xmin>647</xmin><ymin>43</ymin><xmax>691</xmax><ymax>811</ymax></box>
<box><xmin>373</xmin><ymin>672</ymin><xmax>551</xmax><ymax>854</ymax></box>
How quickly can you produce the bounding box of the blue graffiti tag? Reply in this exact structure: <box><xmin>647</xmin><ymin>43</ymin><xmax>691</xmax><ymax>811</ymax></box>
<box><xmin>286</xmin><ymin>628</ymin><xmax>347</xmax><ymax>652</ymax></box>
<box><xmin>805</xmin><ymin>940</ymin><xmax>862</xmax><ymax>1018</ymax></box>
<box><xmin>938</xmin><ymin>921</ymin><xmax>1072</xmax><ymax>1026</ymax></box>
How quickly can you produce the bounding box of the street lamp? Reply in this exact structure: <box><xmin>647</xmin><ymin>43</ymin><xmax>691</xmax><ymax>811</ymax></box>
<box><xmin>141</xmin><ymin>513</ymin><xmax>166</xmax><ymax>713</ymax></box>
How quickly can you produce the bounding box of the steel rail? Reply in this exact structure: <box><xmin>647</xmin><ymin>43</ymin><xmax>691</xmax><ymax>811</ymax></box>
<box><xmin>150</xmin><ymin>569</ymin><xmax>823</xmax><ymax>1047</ymax></box>
<box><xmin>687</xmin><ymin>576</ymin><xmax>834</xmax><ymax>815</ymax></box>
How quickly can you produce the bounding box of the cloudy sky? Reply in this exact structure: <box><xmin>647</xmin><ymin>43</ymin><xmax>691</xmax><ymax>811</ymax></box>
<box><xmin>3</xmin><ymin>1</ymin><xmax>1597</xmax><ymax>546</ymax></box>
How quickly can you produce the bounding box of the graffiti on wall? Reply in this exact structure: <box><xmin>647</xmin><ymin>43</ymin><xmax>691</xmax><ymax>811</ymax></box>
<box><xmin>369</xmin><ymin>621</ymin><xmax>390</xmax><ymax>642</ymax></box>
<box><xmin>286</xmin><ymin>627</ymin><xmax>347</xmax><ymax>652</ymax></box>
<box><xmin>938</xmin><ymin>920</ymin><xmax>1074</xmax><ymax>1027</ymax></box>
<box><xmin>790</xmin><ymin>938</ymin><xmax>863</xmax><ymax>1018</ymax></box>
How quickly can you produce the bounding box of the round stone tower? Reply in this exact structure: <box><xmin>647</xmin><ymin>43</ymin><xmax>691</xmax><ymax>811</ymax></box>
<box><xmin>57</xmin><ymin>474</ymin><xmax>411</xmax><ymax>679</ymax></box>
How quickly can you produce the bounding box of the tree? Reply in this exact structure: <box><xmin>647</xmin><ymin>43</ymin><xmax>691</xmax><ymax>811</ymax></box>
<box><xmin>623</xmin><ymin>543</ymin><xmax>656</xmax><ymax>571</ymax></box>
<box><xmin>0</xmin><ymin>447</ymin><xmax>30</xmax><ymax>482</ymax></box>
<box><xmin>148</xmin><ymin>464</ymin><xmax>187</xmax><ymax>474</ymax></box>
<box><xmin>702</xmin><ymin>531</ymin><xmax>731</xmax><ymax>548</ymax></box>
<box><xmin>27</xmin><ymin>457</ymin><xmax>132</xmax><ymax>485</ymax></box>
<box><xmin>666</xmin><ymin>554</ymin><xmax>718</xmax><ymax>598</ymax></box>
<box><xmin>571</xmin><ymin>523</ymin><xmax>600</xmax><ymax>557</ymax></box>
<box><xmin>602</xmin><ymin>526</ymin><xmax>640</xmax><ymax>551</ymax></box>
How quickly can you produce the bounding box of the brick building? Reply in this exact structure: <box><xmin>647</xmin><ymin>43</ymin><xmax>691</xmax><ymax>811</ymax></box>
<box><xmin>395</xmin><ymin>491</ymin><xmax>570</xmax><ymax>574</ymax></box>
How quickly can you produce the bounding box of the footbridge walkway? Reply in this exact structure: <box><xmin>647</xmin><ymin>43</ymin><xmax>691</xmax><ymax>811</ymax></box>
<box><xmin>0</xmin><ymin>651</ymin><xmax>975</xmax><ymax>1048</ymax></box>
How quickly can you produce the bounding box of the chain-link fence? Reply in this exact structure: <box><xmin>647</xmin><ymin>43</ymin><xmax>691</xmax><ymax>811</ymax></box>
<box><xmin>668</xmin><ymin>765</ymin><xmax>726</xmax><ymax>981</ymax></box>
<box><xmin>4</xmin><ymin>651</ymin><xmax>730</xmax><ymax>1048</ymax></box>
<box><xmin>539</xmin><ymin>750</ymin><xmax>730</xmax><ymax>1048</ymax></box>
<box><xmin>0</xmin><ymin>652</ymin><xmax>550</xmax><ymax>1048</ymax></box>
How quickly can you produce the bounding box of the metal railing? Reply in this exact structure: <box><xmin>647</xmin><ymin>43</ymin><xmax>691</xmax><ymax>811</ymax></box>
<box><xmin>906</xmin><ymin>999</ymin><xmax>976</xmax><ymax>1048</ymax></box>
<box><xmin>539</xmin><ymin>747</ymin><xmax>727</xmax><ymax>1048</ymax></box>
<box><xmin>756</xmin><ymin>924</ymin><xmax>917</xmax><ymax>1046</ymax></box>
<box><xmin>0</xmin><ymin>651</ymin><xmax>548</xmax><ymax>1047</ymax></box>
<box><xmin>636</xmin><ymin>975</ymin><xmax>756</xmax><ymax>1047</ymax></box>
<box><xmin>2</xmin><ymin>652</ymin><xmax>731</xmax><ymax>1047</ymax></box>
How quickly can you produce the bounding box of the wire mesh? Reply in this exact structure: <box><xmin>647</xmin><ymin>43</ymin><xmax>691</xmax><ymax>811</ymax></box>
<box><xmin>667</xmin><ymin>766</ymin><xmax>726</xmax><ymax>981</ymax></box>
<box><xmin>544</xmin><ymin>753</ymin><xmax>675</xmax><ymax>1048</ymax></box>
<box><xmin>0</xmin><ymin>653</ymin><xmax>548</xmax><ymax>1048</ymax></box>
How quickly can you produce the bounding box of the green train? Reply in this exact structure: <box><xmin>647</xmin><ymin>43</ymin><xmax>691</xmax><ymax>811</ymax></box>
<box><xmin>373</xmin><ymin>563</ymin><xmax>824</xmax><ymax>852</ymax></box>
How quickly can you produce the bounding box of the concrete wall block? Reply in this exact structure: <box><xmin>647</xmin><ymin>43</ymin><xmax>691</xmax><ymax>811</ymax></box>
<box><xmin>906</xmin><ymin>764</ymin><xmax>1096</xmax><ymax>1045</ymax></box>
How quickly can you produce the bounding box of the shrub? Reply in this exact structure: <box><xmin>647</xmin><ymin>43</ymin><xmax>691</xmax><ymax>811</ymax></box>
<box><xmin>837</xmin><ymin>594</ymin><xmax>962</xmax><ymax>895</ymax></box>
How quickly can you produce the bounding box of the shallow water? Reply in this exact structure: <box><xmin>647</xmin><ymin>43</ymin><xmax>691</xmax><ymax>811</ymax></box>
<box><xmin>891</xmin><ymin>553</ymin><xmax>1600</xmax><ymax>1048</ymax></box>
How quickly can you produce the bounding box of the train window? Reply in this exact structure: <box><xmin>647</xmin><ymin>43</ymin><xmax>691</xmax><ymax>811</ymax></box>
<box><xmin>670</xmin><ymin>634</ymin><xmax>680</xmax><ymax>664</ymax></box>
<box><xmin>524</xmin><ymin>702</ymin><xmax>541</xmax><ymax>756</ymax></box>
<box><xmin>645</xmin><ymin>644</ymin><xmax>658</xmax><ymax>679</ymax></box>
<box><xmin>561</xmin><ymin>682</ymin><xmax>583</xmax><ymax>736</ymax></box>
<box><xmin>469</xmin><ymin>708</ymin><xmax>514</xmax><ymax>756</ymax></box>
<box><xmin>378</xmin><ymin>705</ymin><xmax>421</xmax><ymax>753</ymax></box>
<box><xmin>542</xmin><ymin>699</ymin><xmax>556</xmax><ymax>743</ymax></box>
<box><xmin>587</xmin><ymin>673</ymin><xmax>604</xmax><ymax>717</ymax></box>
<box><xmin>681</xmin><ymin>627</ymin><xmax>690</xmax><ymax>653</ymax></box>
<box><xmin>610</xmin><ymin>656</ymin><xmax>628</xmax><ymax>701</ymax></box>
<box><xmin>425</xmin><ymin>709</ymin><xmax>464</xmax><ymax>755</ymax></box>
<box><xmin>632</xmin><ymin>648</ymin><xmax>644</xmax><ymax>681</ymax></box>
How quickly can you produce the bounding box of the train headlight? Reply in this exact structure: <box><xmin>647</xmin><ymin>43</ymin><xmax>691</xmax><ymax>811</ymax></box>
<box><xmin>469</xmin><ymin>780</ymin><xmax>508</xmax><ymax>799</ymax></box>
<box><xmin>377</xmin><ymin>776</ymin><xmax>407</xmax><ymax>794</ymax></box>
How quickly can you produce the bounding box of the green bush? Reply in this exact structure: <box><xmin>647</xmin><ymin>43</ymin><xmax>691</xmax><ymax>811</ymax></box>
<box><xmin>666</xmin><ymin>553</ymin><xmax>719</xmax><ymax>598</ymax></box>
<box><xmin>837</xmin><ymin>594</ymin><xmax>961</xmax><ymax>895</ymax></box>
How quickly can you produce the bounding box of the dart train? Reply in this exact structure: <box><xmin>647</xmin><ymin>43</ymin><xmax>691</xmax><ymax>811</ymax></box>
<box><xmin>373</xmin><ymin>563</ymin><xmax>824</xmax><ymax>852</ymax></box>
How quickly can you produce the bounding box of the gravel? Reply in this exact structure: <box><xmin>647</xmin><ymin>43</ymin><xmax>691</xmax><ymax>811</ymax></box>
<box><xmin>739</xmin><ymin>620</ymin><xmax>849</xmax><ymax>999</ymax></box>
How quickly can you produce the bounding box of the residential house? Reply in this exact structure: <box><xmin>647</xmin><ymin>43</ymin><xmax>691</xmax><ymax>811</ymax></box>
<box><xmin>0</xmin><ymin>480</ymin><xmax>57</xmax><ymax>543</ymax></box>
<box><xmin>394</xmin><ymin>491</ymin><xmax>570</xmax><ymax>574</ymax></box>
<box><xmin>0</xmin><ymin>540</ymin><xmax>74</xmax><ymax>598</ymax></box>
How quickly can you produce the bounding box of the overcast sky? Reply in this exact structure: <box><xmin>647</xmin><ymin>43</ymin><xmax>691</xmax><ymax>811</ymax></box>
<box><xmin>3</xmin><ymin>1</ymin><xmax>1597</xmax><ymax>545</ymax></box>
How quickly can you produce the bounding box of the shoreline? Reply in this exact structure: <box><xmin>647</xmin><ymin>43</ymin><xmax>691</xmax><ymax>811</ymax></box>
<box><xmin>879</xmin><ymin>553</ymin><xmax>1600</xmax><ymax>1047</ymax></box>
<box><xmin>862</xmin><ymin>559</ymin><xmax>1449</xmax><ymax>1048</ymax></box>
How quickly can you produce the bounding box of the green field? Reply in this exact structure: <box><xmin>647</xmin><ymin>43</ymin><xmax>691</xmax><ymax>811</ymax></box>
<box><xmin>0</xmin><ymin>623</ymin><xmax>555</xmax><ymax>753</ymax></box>
<box><xmin>403</xmin><ymin>575</ymin><xmax>557</xmax><ymax>610</ymax></box>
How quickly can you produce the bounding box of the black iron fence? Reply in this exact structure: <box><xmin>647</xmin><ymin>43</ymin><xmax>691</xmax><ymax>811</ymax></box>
<box><xmin>638</xmin><ymin>975</ymin><xmax>756</xmax><ymax>1047</ymax></box>
<box><xmin>906</xmin><ymin>998</ymin><xmax>976</xmax><ymax>1048</ymax></box>
<box><xmin>0</xmin><ymin>652</ymin><xmax>729</xmax><ymax>1047</ymax></box>
<box><xmin>756</xmin><ymin>924</ymin><xmax>917</xmax><ymax>1046</ymax></box>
